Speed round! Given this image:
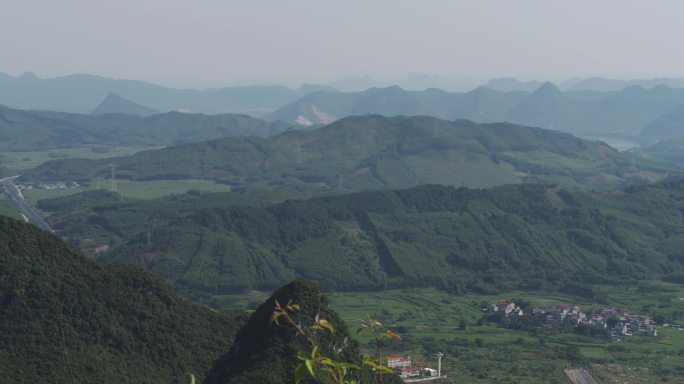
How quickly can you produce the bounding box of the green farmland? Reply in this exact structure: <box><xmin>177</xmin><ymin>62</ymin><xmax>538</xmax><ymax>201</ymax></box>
<box><xmin>209</xmin><ymin>285</ymin><xmax>684</xmax><ymax>383</ymax></box>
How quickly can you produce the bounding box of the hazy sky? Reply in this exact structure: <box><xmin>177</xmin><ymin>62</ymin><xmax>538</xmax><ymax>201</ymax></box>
<box><xmin>2</xmin><ymin>0</ymin><xmax>684</xmax><ymax>87</ymax></box>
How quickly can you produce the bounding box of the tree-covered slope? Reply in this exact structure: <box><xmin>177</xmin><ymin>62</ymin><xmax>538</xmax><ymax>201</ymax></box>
<box><xmin>23</xmin><ymin>115</ymin><xmax>679</xmax><ymax>192</ymax></box>
<box><xmin>90</xmin><ymin>182</ymin><xmax>684</xmax><ymax>296</ymax></box>
<box><xmin>632</xmin><ymin>139</ymin><xmax>684</xmax><ymax>168</ymax></box>
<box><xmin>38</xmin><ymin>190</ymin><xmax>262</xmax><ymax>251</ymax></box>
<box><xmin>0</xmin><ymin>216</ymin><xmax>240</xmax><ymax>383</ymax></box>
<box><xmin>204</xmin><ymin>279</ymin><xmax>401</xmax><ymax>384</ymax></box>
<box><xmin>0</xmin><ymin>104</ymin><xmax>288</xmax><ymax>150</ymax></box>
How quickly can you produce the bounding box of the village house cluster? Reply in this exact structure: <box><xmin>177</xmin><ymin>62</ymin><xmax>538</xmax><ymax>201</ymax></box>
<box><xmin>488</xmin><ymin>300</ymin><xmax>658</xmax><ymax>340</ymax></box>
<box><xmin>15</xmin><ymin>181</ymin><xmax>79</xmax><ymax>191</ymax></box>
<box><xmin>385</xmin><ymin>355</ymin><xmax>439</xmax><ymax>380</ymax></box>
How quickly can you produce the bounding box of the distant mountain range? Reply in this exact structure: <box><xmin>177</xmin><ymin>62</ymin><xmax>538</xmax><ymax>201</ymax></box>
<box><xmin>265</xmin><ymin>83</ymin><xmax>684</xmax><ymax>138</ymax></box>
<box><xmin>22</xmin><ymin>115</ymin><xmax>680</xmax><ymax>192</ymax></box>
<box><xmin>483</xmin><ymin>77</ymin><xmax>545</xmax><ymax>92</ymax></box>
<box><xmin>6</xmin><ymin>71</ymin><xmax>684</xmax><ymax>141</ymax></box>
<box><xmin>0</xmin><ymin>72</ymin><xmax>333</xmax><ymax>115</ymax></box>
<box><xmin>564</xmin><ymin>77</ymin><xmax>684</xmax><ymax>92</ymax></box>
<box><xmin>0</xmin><ymin>104</ymin><xmax>289</xmax><ymax>150</ymax></box>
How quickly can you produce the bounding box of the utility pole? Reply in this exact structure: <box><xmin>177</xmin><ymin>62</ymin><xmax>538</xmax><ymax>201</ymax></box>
<box><xmin>436</xmin><ymin>352</ymin><xmax>443</xmax><ymax>377</ymax></box>
<box><xmin>338</xmin><ymin>174</ymin><xmax>344</xmax><ymax>189</ymax></box>
<box><xmin>147</xmin><ymin>231</ymin><xmax>151</xmax><ymax>246</ymax></box>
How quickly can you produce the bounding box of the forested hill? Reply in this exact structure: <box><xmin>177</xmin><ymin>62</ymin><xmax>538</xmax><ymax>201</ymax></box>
<box><xmin>98</xmin><ymin>182</ymin><xmax>684</xmax><ymax>296</ymax></box>
<box><xmin>0</xmin><ymin>104</ymin><xmax>289</xmax><ymax>150</ymax></box>
<box><xmin>0</xmin><ymin>216</ymin><xmax>240</xmax><ymax>383</ymax></box>
<box><xmin>23</xmin><ymin>115</ymin><xmax>679</xmax><ymax>192</ymax></box>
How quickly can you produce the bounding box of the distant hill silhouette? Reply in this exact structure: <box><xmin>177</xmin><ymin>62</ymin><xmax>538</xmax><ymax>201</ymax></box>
<box><xmin>565</xmin><ymin>77</ymin><xmax>684</xmax><ymax>92</ymax></box>
<box><xmin>91</xmin><ymin>92</ymin><xmax>160</xmax><ymax>116</ymax></box>
<box><xmin>484</xmin><ymin>77</ymin><xmax>546</xmax><ymax>92</ymax></box>
<box><xmin>640</xmin><ymin>104</ymin><xmax>684</xmax><ymax>141</ymax></box>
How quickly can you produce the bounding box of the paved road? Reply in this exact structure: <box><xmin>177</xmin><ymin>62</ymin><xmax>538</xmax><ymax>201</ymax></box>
<box><xmin>1</xmin><ymin>178</ymin><xmax>53</xmax><ymax>232</ymax></box>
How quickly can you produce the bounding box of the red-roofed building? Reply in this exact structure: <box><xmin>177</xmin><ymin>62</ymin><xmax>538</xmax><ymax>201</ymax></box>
<box><xmin>385</xmin><ymin>355</ymin><xmax>411</xmax><ymax>369</ymax></box>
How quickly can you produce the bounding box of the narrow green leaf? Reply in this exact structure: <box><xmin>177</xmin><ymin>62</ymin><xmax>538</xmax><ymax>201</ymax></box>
<box><xmin>305</xmin><ymin>358</ymin><xmax>315</xmax><ymax>377</ymax></box>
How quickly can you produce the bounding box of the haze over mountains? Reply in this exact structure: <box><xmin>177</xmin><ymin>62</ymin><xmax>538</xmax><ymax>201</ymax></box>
<box><xmin>266</xmin><ymin>83</ymin><xmax>684</xmax><ymax>141</ymax></box>
<box><xmin>5</xmin><ymin>71</ymin><xmax>684</xmax><ymax>119</ymax></box>
<box><xmin>0</xmin><ymin>72</ymin><xmax>333</xmax><ymax>115</ymax></box>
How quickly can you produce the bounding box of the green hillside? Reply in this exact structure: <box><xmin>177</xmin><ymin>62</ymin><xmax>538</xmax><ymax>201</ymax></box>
<box><xmin>38</xmin><ymin>190</ymin><xmax>262</xmax><ymax>251</ymax></box>
<box><xmin>66</xmin><ymin>182</ymin><xmax>684</xmax><ymax>297</ymax></box>
<box><xmin>0</xmin><ymin>104</ymin><xmax>289</xmax><ymax>151</ymax></box>
<box><xmin>0</xmin><ymin>215</ymin><xmax>240</xmax><ymax>383</ymax></box>
<box><xmin>203</xmin><ymin>279</ymin><xmax>401</xmax><ymax>384</ymax></box>
<box><xmin>631</xmin><ymin>139</ymin><xmax>684</xmax><ymax>165</ymax></box>
<box><xmin>22</xmin><ymin>115</ymin><xmax>679</xmax><ymax>192</ymax></box>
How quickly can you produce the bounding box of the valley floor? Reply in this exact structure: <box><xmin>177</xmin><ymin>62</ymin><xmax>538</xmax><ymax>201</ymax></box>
<box><xmin>209</xmin><ymin>284</ymin><xmax>684</xmax><ymax>383</ymax></box>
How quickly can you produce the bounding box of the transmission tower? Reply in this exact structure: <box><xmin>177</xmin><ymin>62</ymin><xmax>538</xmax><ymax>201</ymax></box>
<box><xmin>295</xmin><ymin>143</ymin><xmax>303</xmax><ymax>164</ymax></box>
<box><xmin>109</xmin><ymin>163</ymin><xmax>117</xmax><ymax>192</ymax></box>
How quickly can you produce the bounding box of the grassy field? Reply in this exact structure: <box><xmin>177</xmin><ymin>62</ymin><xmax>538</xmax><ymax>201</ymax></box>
<box><xmin>22</xmin><ymin>179</ymin><xmax>231</xmax><ymax>203</ymax></box>
<box><xmin>209</xmin><ymin>285</ymin><xmax>684</xmax><ymax>383</ymax></box>
<box><xmin>0</xmin><ymin>145</ymin><xmax>159</xmax><ymax>171</ymax></box>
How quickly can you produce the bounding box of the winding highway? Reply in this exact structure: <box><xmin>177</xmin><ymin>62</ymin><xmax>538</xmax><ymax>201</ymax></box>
<box><xmin>1</xmin><ymin>176</ymin><xmax>53</xmax><ymax>232</ymax></box>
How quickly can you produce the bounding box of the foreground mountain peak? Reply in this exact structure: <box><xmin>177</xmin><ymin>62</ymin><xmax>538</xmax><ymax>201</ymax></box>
<box><xmin>204</xmin><ymin>279</ymin><xmax>400</xmax><ymax>384</ymax></box>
